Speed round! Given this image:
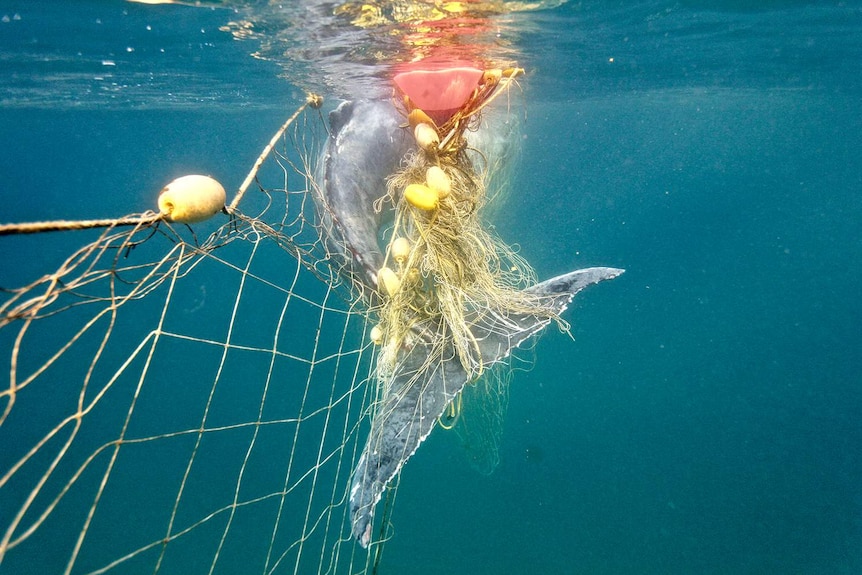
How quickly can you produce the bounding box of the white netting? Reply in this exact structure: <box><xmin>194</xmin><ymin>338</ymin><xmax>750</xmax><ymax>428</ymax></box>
<box><xmin>0</xmin><ymin>69</ymin><xmax>617</xmax><ymax>573</ymax></box>
<box><xmin>0</xmin><ymin>98</ymin><xmax>394</xmax><ymax>575</ymax></box>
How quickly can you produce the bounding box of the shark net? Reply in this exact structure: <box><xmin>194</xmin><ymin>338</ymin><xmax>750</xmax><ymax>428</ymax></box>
<box><xmin>1</xmin><ymin>58</ymin><xmax>621</xmax><ymax>572</ymax></box>
<box><xmin>0</xmin><ymin>70</ymin><xmax>545</xmax><ymax>574</ymax></box>
<box><xmin>0</xmin><ymin>95</ymin><xmax>391</xmax><ymax>575</ymax></box>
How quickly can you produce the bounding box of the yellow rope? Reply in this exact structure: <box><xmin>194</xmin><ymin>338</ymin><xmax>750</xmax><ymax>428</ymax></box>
<box><xmin>227</xmin><ymin>93</ymin><xmax>323</xmax><ymax>213</ymax></box>
<box><xmin>0</xmin><ymin>213</ymin><xmax>162</xmax><ymax>236</ymax></box>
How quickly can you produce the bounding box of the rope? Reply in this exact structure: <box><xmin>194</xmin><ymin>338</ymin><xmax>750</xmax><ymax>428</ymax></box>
<box><xmin>0</xmin><ymin>213</ymin><xmax>162</xmax><ymax>236</ymax></box>
<box><xmin>227</xmin><ymin>93</ymin><xmax>323</xmax><ymax>213</ymax></box>
<box><xmin>0</xmin><ymin>93</ymin><xmax>323</xmax><ymax>237</ymax></box>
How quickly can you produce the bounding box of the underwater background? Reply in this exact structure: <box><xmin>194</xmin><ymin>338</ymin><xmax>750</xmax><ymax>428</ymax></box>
<box><xmin>1</xmin><ymin>1</ymin><xmax>860</xmax><ymax>574</ymax></box>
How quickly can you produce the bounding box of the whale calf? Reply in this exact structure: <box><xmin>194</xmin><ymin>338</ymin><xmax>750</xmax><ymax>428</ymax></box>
<box><xmin>348</xmin><ymin>266</ymin><xmax>622</xmax><ymax>546</ymax></box>
<box><xmin>317</xmin><ymin>99</ymin><xmax>623</xmax><ymax>547</ymax></box>
<box><xmin>318</xmin><ymin>100</ymin><xmax>414</xmax><ymax>296</ymax></box>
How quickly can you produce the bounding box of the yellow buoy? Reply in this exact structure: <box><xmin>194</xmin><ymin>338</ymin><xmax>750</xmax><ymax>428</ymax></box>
<box><xmin>413</xmin><ymin>123</ymin><xmax>440</xmax><ymax>152</ymax></box>
<box><xmin>425</xmin><ymin>166</ymin><xmax>451</xmax><ymax>199</ymax></box>
<box><xmin>502</xmin><ymin>67</ymin><xmax>524</xmax><ymax>79</ymax></box>
<box><xmin>377</xmin><ymin>266</ymin><xmax>401</xmax><ymax>296</ymax></box>
<box><xmin>404</xmin><ymin>183</ymin><xmax>439</xmax><ymax>211</ymax></box>
<box><xmin>482</xmin><ymin>68</ymin><xmax>502</xmax><ymax>85</ymax></box>
<box><xmin>370</xmin><ymin>325</ymin><xmax>384</xmax><ymax>345</ymax></box>
<box><xmin>408</xmin><ymin>108</ymin><xmax>436</xmax><ymax>129</ymax></box>
<box><xmin>158</xmin><ymin>174</ymin><xmax>226</xmax><ymax>223</ymax></box>
<box><xmin>391</xmin><ymin>237</ymin><xmax>411</xmax><ymax>263</ymax></box>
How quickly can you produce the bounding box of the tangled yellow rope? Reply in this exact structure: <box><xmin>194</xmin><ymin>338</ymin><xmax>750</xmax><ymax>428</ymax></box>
<box><xmin>368</xmin><ymin>68</ymin><xmax>565</xmax><ymax>382</ymax></box>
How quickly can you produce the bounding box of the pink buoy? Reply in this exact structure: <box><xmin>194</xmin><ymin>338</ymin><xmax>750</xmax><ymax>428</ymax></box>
<box><xmin>393</xmin><ymin>67</ymin><xmax>484</xmax><ymax>125</ymax></box>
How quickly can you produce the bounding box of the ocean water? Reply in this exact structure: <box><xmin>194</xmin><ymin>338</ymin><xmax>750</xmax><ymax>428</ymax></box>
<box><xmin>1</xmin><ymin>1</ymin><xmax>861</xmax><ymax>575</ymax></box>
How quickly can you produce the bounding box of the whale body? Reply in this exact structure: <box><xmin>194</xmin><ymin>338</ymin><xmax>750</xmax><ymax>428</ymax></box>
<box><xmin>317</xmin><ymin>99</ymin><xmax>624</xmax><ymax>547</ymax></box>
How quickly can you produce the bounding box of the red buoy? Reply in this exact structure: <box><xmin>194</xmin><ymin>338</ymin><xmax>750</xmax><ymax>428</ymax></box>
<box><xmin>393</xmin><ymin>67</ymin><xmax>484</xmax><ymax>125</ymax></box>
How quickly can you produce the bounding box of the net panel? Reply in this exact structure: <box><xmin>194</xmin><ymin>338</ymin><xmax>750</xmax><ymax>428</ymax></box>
<box><xmin>0</xmin><ymin>101</ymin><xmax>389</xmax><ymax>575</ymax></box>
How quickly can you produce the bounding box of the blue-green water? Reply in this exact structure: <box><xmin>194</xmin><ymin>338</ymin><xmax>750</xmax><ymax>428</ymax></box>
<box><xmin>1</xmin><ymin>1</ymin><xmax>861</xmax><ymax>574</ymax></box>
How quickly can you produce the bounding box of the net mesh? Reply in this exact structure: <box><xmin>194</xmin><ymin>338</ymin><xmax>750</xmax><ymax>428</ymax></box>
<box><xmin>0</xmin><ymin>64</ymin><xmax>551</xmax><ymax>571</ymax></box>
<box><xmin>0</xmin><ymin>99</ymin><xmax>393</xmax><ymax>575</ymax></box>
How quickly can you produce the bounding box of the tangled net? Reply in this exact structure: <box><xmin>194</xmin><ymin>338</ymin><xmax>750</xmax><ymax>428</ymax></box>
<box><xmin>370</xmin><ymin>68</ymin><xmax>562</xmax><ymax>388</ymax></box>
<box><xmin>0</xmin><ymin>95</ymin><xmax>396</xmax><ymax>575</ymax></box>
<box><xmin>0</xmin><ymin>74</ymin><xmax>535</xmax><ymax>573</ymax></box>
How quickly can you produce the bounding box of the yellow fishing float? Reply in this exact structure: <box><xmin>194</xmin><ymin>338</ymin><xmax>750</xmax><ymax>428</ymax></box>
<box><xmin>391</xmin><ymin>237</ymin><xmax>411</xmax><ymax>263</ymax></box>
<box><xmin>377</xmin><ymin>266</ymin><xmax>401</xmax><ymax>296</ymax></box>
<box><xmin>403</xmin><ymin>183</ymin><xmax>439</xmax><ymax>211</ymax></box>
<box><xmin>157</xmin><ymin>174</ymin><xmax>226</xmax><ymax>223</ymax></box>
<box><xmin>413</xmin><ymin>123</ymin><xmax>439</xmax><ymax>151</ymax></box>
<box><xmin>425</xmin><ymin>166</ymin><xmax>451</xmax><ymax>198</ymax></box>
